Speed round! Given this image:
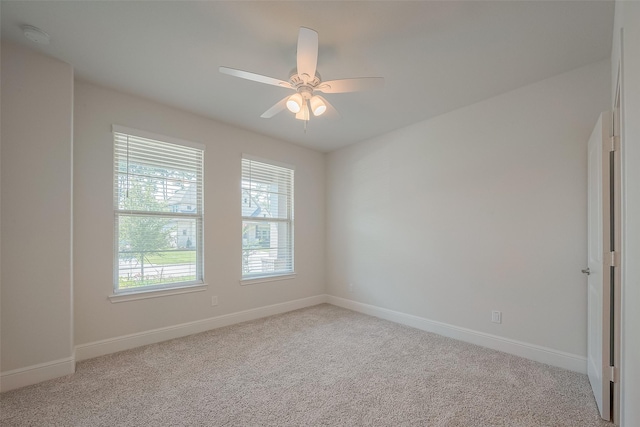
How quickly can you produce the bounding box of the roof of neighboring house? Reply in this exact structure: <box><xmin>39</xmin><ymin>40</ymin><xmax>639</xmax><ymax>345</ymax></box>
<box><xmin>167</xmin><ymin>183</ymin><xmax>196</xmax><ymax>212</ymax></box>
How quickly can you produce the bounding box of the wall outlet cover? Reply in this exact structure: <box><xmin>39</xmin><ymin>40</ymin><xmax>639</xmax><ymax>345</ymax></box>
<box><xmin>491</xmin><ymin>310</ymin><xmax>502</xmax><ymax>324</ymax></box>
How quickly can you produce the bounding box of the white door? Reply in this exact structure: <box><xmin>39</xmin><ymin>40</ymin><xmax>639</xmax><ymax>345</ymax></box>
<box><xmin>586</xmin><ymin>112</ymin><xmax>610</xmax><ymax>421</ymax></box>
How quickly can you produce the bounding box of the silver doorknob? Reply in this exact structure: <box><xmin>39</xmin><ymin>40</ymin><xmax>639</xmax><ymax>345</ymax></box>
<box><xmin>581</xmin><ymin>268</ymin><xmax>590</xmax><ymax>275</ymax></box>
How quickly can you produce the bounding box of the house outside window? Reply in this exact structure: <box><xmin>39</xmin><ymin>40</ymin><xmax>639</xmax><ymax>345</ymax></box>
<box><xmin>113</xmin><ymin>126</ymin><xmax>204</xmax><ymax>294</ymax></box>
<box><xmin>241</xmin><ymin>156</ymin><xmax>294</xmax><ymax>279</ymax></box>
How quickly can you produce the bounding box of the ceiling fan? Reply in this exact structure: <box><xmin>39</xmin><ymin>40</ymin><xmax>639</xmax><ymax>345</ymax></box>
<box><xmin>219</xmin><ymin>27</ymin><xmax>384</xmax><ymax>123</ymax></box>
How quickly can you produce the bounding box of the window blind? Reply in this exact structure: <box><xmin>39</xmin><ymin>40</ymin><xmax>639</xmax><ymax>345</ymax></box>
<box><xmin>241</xmin><ymin>157</ymin><xmax>294</xmax><ymax>278</ymax></box>
<box><xmin>114</xmin><ymin>129</ymin><xmax>204</xmax><ymax>293</ymax></box>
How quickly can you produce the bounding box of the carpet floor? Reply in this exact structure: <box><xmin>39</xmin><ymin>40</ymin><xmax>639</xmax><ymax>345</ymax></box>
<box><xmin>1</xmin><ymin>304</ymin><xmax>610</xmax><ymax>426</ymax></box>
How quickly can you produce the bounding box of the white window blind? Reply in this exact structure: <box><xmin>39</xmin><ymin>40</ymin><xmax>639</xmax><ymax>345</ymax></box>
<box><xmin>241</xmin><ymin>157</ymin><xmax>294</xmax><ymax>279</ymax></box>
<box><xmin>114</xmin><ymin>128</ymin><xmax>204</xmax><ymax>293</ymax></box>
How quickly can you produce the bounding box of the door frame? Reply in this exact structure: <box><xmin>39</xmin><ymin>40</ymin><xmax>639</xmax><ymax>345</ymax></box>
<box><xmin>587</xmin><ymin>67</ymin><xmax>622</xmax><ymax>424</ymax></box>
<box><xmin>610</xmin><ymin>61</ymin><xmax>622</xmax><ymax>426</ymax></box>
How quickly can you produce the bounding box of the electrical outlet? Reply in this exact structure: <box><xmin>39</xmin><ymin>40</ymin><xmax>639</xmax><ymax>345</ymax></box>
<box><xmin>211</xmin><ymin>296</ymin><xmax>218</xmax><ymax>307</ymax></box>
<box><xmin>491</xmin><ymin>310</ymin><xmax>502</xmax><ymax>324</ymax></box>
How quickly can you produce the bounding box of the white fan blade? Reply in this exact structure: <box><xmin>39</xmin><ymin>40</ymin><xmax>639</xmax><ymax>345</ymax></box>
<box><xmin>219</xmin><ymin>66</ymin><xmax>292</xmax><ymax>89</ymax></box>
<box><xmin>315</xmin><ymin>95</ymin><xmax>341</xmax><ymax>120</ymax></box>
<box><xmin>297</xmin><ymin>27</ymin><xmax>318</xmax><ymax>83</ymax></box>
<box><xmin>260</xmin><ymin>96</ymin><xmax>289</xmax><ymax>119</ymax></box>
<box><xmin>315</xmin><ymin>77</ymin><xmax>384</xmax><ymax>94</ymax></box>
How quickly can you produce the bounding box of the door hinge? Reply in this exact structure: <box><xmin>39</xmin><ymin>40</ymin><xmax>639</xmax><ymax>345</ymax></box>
<box><xmin>609</xmin><ymin>366</ymin><xmax>618</xmax><ymax>383</ymax></box>
<box><xmin>610</xmin><ymin>135</ymin><xmax>620</xmax><ymax>152</ymax></box>
<box><xmin>608</xmin><ymin>251</ymin><xmax>617</xmax><ymax>267</ymax></box>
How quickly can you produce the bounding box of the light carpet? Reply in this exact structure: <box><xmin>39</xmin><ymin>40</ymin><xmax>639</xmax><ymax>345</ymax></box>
<box><xmin>0</xmin><ymin>304</ymin><xmax>610</xmax><ymax>426</ymax></box>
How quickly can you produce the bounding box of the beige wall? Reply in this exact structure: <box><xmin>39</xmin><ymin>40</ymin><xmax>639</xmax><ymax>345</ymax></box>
<box><xmin>326</xmin><ymin>61</ymin><xmax>609</xmax><ymax>358</ymax></box>
<box><xmin>73</xmin><ymin>80</ymin><xmax>325</xmax><ymax>346</ymax></box>
<box><xmin>0</xmin><ymin>42</ymin><xmax>74</xmax><ymax>372</ymax></box>
<box><xmin>612</xmin><ymin>1</ymin><xmax>640</xmax><ymax>425</ymax></box>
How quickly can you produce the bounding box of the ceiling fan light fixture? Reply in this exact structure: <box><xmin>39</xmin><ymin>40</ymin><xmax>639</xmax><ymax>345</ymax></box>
<box><xmin>310</xmin><ymin>96</ymin><xmax>326</xmax><ymax>116</ymax></box>
<box><xmin>286</xmin><ymin>93</ymin><xmax>303</xmax><ymax>113</ymax></box>
<box><xmin>295</xmin><ymin>102</ymin><xmax>310</xmax><ymax>121</ymax></box>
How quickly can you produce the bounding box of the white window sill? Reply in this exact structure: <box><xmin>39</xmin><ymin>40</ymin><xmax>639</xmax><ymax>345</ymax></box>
<box><xmin>109</xmin><ymin>283</ymin><xmax>208</xmax><ymax>303</ymax></box>
<box><xmin>240</xmin><ymin>273</ymin><xmax>296</xmax><ymax>286</ymax></box>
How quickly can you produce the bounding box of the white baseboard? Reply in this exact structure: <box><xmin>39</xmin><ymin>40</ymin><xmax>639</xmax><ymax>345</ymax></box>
<box><xmin>3</xmin><ymin>294</ymin><xmax>584</xmax><ymax>393</ymax></box>
<box><xmin>327</xmin><ymin>295</ymin><xmax>587</xmax><ymax>374</ymax></box>
<box><xmin>75</xmin><ymin>295</ymin><xmax>327</xmax><ymax>362</ymax></box>
<box><xmin>1</xmin><ymin>356</ymin><xmax>76</xmax><ymax>393</ymax></box>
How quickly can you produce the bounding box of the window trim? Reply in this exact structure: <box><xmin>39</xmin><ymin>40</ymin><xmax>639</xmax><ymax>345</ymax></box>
<box><xmin>108</xmin><ymin>283</ymin><xmax>208</xmax><ymax>303</ymax></box>
<box><xmin>241</xmin><ymin>153</ymin><xmax>294</xmax><ymax>171</ymax></box>
<box><xmin>112</xmin><ymin>125</ymin><xmax>205</xmax><ymax>151</ymax></box>
<box><xmin>112</xmin><ymin>125</ymin><xmax>205</xmax><ymax>296</ymax></box>
<box><xmin>241</xmin><ymin>154</ymin><xmax>295</xmax><ymax>281</ymax></box>
<box><xmin>239</xmin><ymin>273</ymin><xmax>296</xmax><ymax>286</ymax></box>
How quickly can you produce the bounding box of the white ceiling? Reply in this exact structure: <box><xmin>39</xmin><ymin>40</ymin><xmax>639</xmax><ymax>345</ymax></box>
<box><xmin>1</xmin><ymin>1</ymin><xmax>613</xmax><ymax>152</ymax></box>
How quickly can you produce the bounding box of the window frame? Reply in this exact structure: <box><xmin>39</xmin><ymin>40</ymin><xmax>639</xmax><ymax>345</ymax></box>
<box><xmin>112</xmin><ymin>125</ymin><xmax>205</xmax><ymax>296</ymax></box>
<box><xmin>241</xmin><ymin>155</ymin><xmax>295</xmax><ymax>282</ymax></box>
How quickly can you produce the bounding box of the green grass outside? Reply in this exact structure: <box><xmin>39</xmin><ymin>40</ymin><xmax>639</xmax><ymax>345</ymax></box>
<box><xmin>144</xmin><ymin>250</ymin><xmax>196</xmax><ymax>265</ymax></box>
<box><xmin>119</xmin><ymin>275</ymin><xmax>197</xmax><ymax>289</ymax></box>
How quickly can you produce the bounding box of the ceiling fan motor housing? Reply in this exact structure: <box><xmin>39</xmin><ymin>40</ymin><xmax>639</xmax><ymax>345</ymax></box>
<box><xmin>289</xmin><ymin>69</ymin><xmax>322</xmax><ymax>96</ymax></box>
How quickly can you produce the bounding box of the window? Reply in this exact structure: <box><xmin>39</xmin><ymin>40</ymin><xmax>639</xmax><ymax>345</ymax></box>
<box><xmin>113</xmin><ymin>126</ymin><xmax>204</xmax><ymax>294</ymax></box>
<box><xmin>241</xmin><ymin>156</ymin><xmax>294</xmax><ymax>279</ymax></box>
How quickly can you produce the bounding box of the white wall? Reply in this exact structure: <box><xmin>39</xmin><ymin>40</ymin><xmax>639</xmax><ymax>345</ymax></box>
<box><xmin>326</xmin><ymin>61</ymin><xmax>609</xmax><ymax>363</ymax></box>
<box><xmin>73</xmin><ymin>80</ymin><xmax>325</xmax><ymax>346</ymax></box>
<box><xmin>0</xmin><ymin>42</ymin><xmax>74</xmax><ymax>375</ymax></box>
<box><xmin>612</xmin><ymin>2</ymin><xmax>640</xmax><ymax>425</ymax></box>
